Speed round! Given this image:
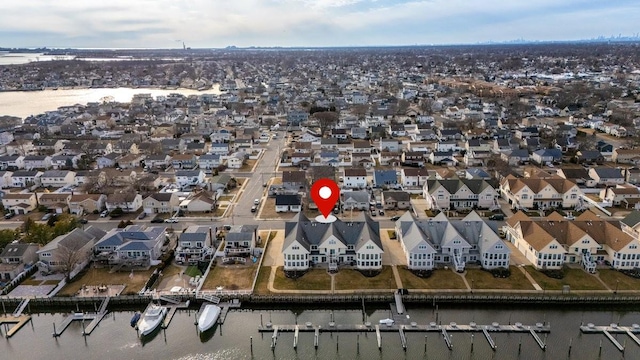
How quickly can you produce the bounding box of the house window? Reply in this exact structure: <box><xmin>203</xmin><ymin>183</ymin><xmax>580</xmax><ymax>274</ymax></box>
<box><xmin>292</xmin><ymin>246</ymin><xmax>299</xmax><ymax>250</ymax></box>
<box><xmin>41</xmin><ymin>252</ymin><xmax>51</xmax><ymax>257</ymax></box>
<box><xmin>311</xmin><ymin>245</ymin><xmax>318</xmax><ymax>250</ymax></box>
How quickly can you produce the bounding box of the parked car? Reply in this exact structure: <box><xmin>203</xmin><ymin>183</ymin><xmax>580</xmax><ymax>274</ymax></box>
<box><xmin>390</xmin><ymin>216</ymin><xmax>401</xmax><ymax>221</ymax></box>
<box><xmin>151</xmin><ymin>216</ymin><xmax>164</xmax><ymax>223</ymax></box>
<box><xmin>41</xmin><ymin>213</ymin><xmax>53</xmax><ymax>221</ymax></box>
<box><xmin>254</xmin><ymin>199</ymin><xmax>261</xmax><ymax>205</ymax></box>
<box><xmin>4</xmin><ymin>212</ymin><xmax>15</xmax><ymax>219</ymax></box>
<box><xmin>164</xmin><ymin>218</ymin><xmax>179</xmax><ymax>223</ymax></box>
<box><xmin>79</xmin><ymin>218</ymin><xmax>88</xmax><ymax>224</ymax></box>
<box><xmin>138</xmin><ymin>212</ymin><xmax>147</xmax><ymax>220</ymax></box>
<box><xmin>100</xmin><ymin>210</ymin><xmax>109</xmax><ymax>217</ymax></box>
<box><xmin>488</xmin><ymin>214</ymin><xmax>505</xmax><ymax>221</ymax></box>
<box><xmin>370</xmin><ymin>211</ymin><xmax>377</xmax><ymax>217</ymax></box>
<box><xmin>251</xmin><ymin>205</ymin><xmax>258</xmax><ymax>213</ymax></box>
<box><xmin>378</xmin><ymin>210</ymin><xmax>385</xmax><ymax>216</ymax></box>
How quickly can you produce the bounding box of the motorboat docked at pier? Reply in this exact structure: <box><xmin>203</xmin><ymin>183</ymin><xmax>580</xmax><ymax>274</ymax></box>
<box><xmin>197</xmin><ymin>304</ymin><xmax>221</xmax><ymax>333</ymax></box>
<box><xmin>137</xmin><ymin>304</ymin><xmax>167</xmax><ymax>337</ymax></box>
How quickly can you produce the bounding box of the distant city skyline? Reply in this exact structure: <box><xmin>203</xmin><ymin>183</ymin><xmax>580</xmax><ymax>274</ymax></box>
<box><xmin>0</xmin><ymin>0</ymin><xmax>639</xmax><ymax>48</ymax></box>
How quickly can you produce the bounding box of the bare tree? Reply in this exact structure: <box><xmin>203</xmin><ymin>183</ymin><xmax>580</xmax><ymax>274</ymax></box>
<box><xmin>419</xmin><ymin>97</ymin><xmax>435</xmax><ymax>115</ymax></box>
<box><xmin>352</xmin><ymin>104</ymin><xmax>369</xmax><ymax>120</ymax></box>
<box><xmin>396</xmin><ymin>99</ymin><xmax>410</xmax><ymax>115</ymax></box>
<box><xmin>55</xmin><ymin>241</ymin><xmax>89</xmax><ymax>280</ymax></box>
<box><xmin>314</xmin><ymin>111</ymin><xmax>339</xmax><ymax>137</ymax></box>
<box><xmin>81</xmin><ymin>175</ymin><xmax>102</xmax><ymax>194</ymax></box>
<box><xmin>577</xmin><ymin>132</ymin><xmax>598</xmax><ymax>151</ymax></box>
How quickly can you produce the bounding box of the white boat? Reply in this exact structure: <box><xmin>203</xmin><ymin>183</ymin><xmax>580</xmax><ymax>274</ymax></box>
<box><xmin>137</xmin><ymin>304</ymin><xmax>167</xmax><ymax>337</ymax></box>
<box><xmin>197</xmin><ymin>304</ymin><xmax>221</xmax><ymax>333</ymax></box>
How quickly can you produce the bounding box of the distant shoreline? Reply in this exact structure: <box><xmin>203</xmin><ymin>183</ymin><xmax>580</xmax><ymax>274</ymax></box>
<box><xmin>0</xmin><ymin>85</ymin><xmax>216</xmax><ymax>93</ymax></box>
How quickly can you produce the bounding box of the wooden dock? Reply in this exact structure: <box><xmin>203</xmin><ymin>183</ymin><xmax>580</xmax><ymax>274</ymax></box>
<box><xmin>217</xmin><ymin>299</ymin><xmax>241</xmax><ymax>324</ymax></box>
<box><xmin>161</xmin><ymin>301</ymin><xmax>190</xmax><ymax>329</ymax></box>
<box><xmin>580</xmin><ymin>323</ymin><xmax>640</xmax><ymax>352</ymax></box>
<box><xmin>0</xmin><ymin>315</ymin><xmax>31</xmax><ymax>338</ymax></box>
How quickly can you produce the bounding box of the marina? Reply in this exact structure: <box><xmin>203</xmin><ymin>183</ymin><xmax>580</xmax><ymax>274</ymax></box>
<box><xmin>0</xmin><ymin>304</ymin><xmax>638</xmax><ymax>359</ymax></box>
<box><xmin>259</xmin><ymin>297</ymin><xmax>550</xmax><ymax>351</ymax></box>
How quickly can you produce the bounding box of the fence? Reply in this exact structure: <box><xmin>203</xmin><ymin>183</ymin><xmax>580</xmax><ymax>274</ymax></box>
<box><xmin>0</xmin><ymin>265</ymin><xmax>38</xmax><ymax>295</ymax></box>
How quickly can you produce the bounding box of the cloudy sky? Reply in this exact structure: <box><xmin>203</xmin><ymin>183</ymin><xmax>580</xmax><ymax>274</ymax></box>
<box><xmin>0</xmin><ymin>0</ymin><xmax>638</xmax><ymax>48</ymax></box>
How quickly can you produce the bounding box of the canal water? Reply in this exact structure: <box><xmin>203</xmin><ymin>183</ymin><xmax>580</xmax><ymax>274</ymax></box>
<box><xmin>0</xmin><ymin>87</ymin><xmax>222</xmax><ymax>119</ymax></box>
<box><xmin>2</xmin><ymin>304</ymin><xmax>639</xmax><ymax>360</ymax></box>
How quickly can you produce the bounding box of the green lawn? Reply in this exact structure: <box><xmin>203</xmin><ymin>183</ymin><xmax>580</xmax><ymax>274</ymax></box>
<box><xmin>398</xmin><ymin>267</ymin><xmax>467</xmax><ymax>289</ymax></box>
<box><xmin>598</xmin><ymin>269</ymin><xmax>640</xmax><ymax>291</ymax></box>
<box><xmin>273</xmin><ymin>267</ymin><xmax>331</xmax><ymax>290</ymax></box>
<box><xmin>465</xmin><ymin>267</ymin><xmax>535</xmax><ymax>290</ymax></box>
<box><xmin>334</xmin><ymin>266</ymin><xmax>396</xmax><ymax>290</ymax></box>
<box><xmin>524</xmin><ymin>266</ymin><xmax>606</xmax><ymax>291</ymax></box>
<box><xmin>185</xmin><ymin>265</ymin><xmax>202</xmax><ymax>278</ymax></box>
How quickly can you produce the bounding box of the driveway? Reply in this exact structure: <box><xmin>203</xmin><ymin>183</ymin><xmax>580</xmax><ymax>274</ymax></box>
<box><xmin>262</xmin><ymin>230</ymin><xmax>284</xmax><ymax>267</ymax></box>
<box><xmin>380</xmin><ymin>228</ymin><xmax>407</xmax><ymax>266</ymax></box>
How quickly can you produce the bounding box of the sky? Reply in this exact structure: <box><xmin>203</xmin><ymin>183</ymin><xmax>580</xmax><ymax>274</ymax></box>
<box><xmin>0</xmin><ymin>0</ymin><xmax>639</xmax><ymax>48</ymax></box>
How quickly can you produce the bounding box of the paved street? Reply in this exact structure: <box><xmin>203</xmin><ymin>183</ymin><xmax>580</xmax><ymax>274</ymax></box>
<box><xmin>227</xmin><ymin>133</ymin><xmax>285</xmax><ymax>225</ymax></box>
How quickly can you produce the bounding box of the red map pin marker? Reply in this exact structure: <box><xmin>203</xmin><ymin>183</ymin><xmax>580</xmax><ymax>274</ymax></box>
<box><xmin>311</xmin><ymin>178</ymin><xmax>340</xmax><ymax>219</ymax></box>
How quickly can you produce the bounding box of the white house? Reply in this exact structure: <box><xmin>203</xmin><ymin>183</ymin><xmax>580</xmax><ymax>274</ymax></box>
<box><xmin>343</xmin><ymin>168</ymin><xmax>367</xmax><ymax>189</ymax></box>
<box><xmin>505</xmin><ymin>211</ymin><xmax>640</xmax><ymax>273</ymax></box>
<box><xmin>395</xmin><ymin>211</ymin><xmax>509</xmax><ymax>271</ymax></box>
<box><xmin>175</xmin><ymin>170</ymin><xmax>206</xmax><ymax>188</ymax></box>
<box><xmin>275</xmin><ymin>194</ymin><xmax>302</xmax><ymax>213</ymax></box>
<box><xmin>423</xmin><ymin>179</ymin><xmax>498</xmax><ymax>210</ymax></box>
<box><xmin>40</xmin><ymin>170</ymin><xmax>76</xmax><ymax>188</ymax></box>
<box><xmin>282</xmin><ymin>213</ymin><xmax>383</xmax><ymax>271</ymax></box>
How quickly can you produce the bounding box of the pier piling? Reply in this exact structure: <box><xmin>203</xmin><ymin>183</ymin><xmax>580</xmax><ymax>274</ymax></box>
<box><xmin>250</xmin><ymin>336</ymin><xmax>253</xmax><ymax>354</ymax></box>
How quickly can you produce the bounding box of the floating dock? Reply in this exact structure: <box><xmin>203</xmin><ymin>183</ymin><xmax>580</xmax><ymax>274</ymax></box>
<box><xmin>580</xmin><ymin>323</ymin><xmax>640</xmax><ymax>352</ymax></box>
<box><xmin>0</xmin><ymin>315</ymin><xmax>31</xmax><ymax>338</ymax></box>
<box><xmin>259</xmin><ymin>296</ymin><xmax>549</xmax><ymax>350</ymax></box>
<box><xmin>159</xmin><ymin>300</ymin><xmax>190</xmax><ymax>329</ymax></box>
<box><xmin>53</xmin><ymin>297</ymin><xmax>110</xmax><ymax>337</ymax></box>
<box><xmin>259</xmin><ymin>321</ymin><xmax>550</xmax><ymax>350</ymax></box>
<box><xmin>217</xmin><ymin>300</ymin><xmax>241</xmax><ymax>324</ymax></box>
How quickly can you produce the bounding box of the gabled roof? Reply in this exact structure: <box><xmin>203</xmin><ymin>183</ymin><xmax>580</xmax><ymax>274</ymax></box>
<box><xmin>283</xmin><ymin>213</ymin><xmax>382</xmax><ymax>252</ymax></box>
<box><xmin>275</xmin><ymin>194</ymin><xmax>302</xmax><ymax>206</ymax></box>
<box><xmin>622</xmin><ymin>210</ymin><xmax>640</xmax><ymax>228</ymax></box>
<box><xmin>592</xmin><ymin>167</ymin><xmax>623</xmax><ymax>179</ymax></box>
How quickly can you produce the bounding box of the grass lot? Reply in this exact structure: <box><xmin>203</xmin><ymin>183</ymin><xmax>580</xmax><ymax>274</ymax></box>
<box><xmin>598</xmin><ymin>269</ymin><xmax>640</xmax><ymax>291</ymax></box>
<box><xmin>524</xmin><ymin>266</ymin><xmax>607</xmax><ymax>291</ymax></box>
<box><xmin>59</xmin><ymin>267</ymin><xmax>156</xmax><ymax>296</ymax></box>
<box><xmin>253</xmin><ymin>266</ymin><xmax>271</xmax><ymax>294</ymax></box>
<box><xmin>240</xmin><ymin>160</ymin><xmax>257</xmax><ymax>171</ymax></box>
<box><xmin>398</xmin><ymin>267</ymin><xmax>467</xmax><ymax>289</ymax></box>
<box><xmin>201</xmin><ymin>263</ymin><xmax>258</xmax><ymax>290</ymax></box>
<box><xmin>185</xmin><ymin>265</ymin><xmax>202</xmax><ymax>277</ymax></box>
<box><xmin>218</xmin><ymin>195</ymin><xmax>234</xmax><ymax>202</ymax></box>
<box><xmin>334</xmin><ymin>266</ymin><xmax>396</xmax><ymax>290</ymax></box>
<box><xmin>21</xmin><ymin>278</ymin><xmax>45</xmax><ymax>285</ymax></box>
<box><xmin>387</xmin><ymin>230</ymin><xmax>396</xmax><ymax>239</ymax></box>
<box><xmin>162</xmin><ymin>264</ymin><xmax>183</xmax><ymax>278</ymax></box>
<box><xmin>465</xmin><ymin>267</ymin><xmax>535</xmax><ymax>290</ymax></box>
<box><xmin>213</xmin><ymin>207</ymin><xmax>226</xmax><ymax>217</ymax></box>
<box><xmin>272</xmin><ymin>267</ymin><xmax>331</xmax><ymax>291</ymax></box>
